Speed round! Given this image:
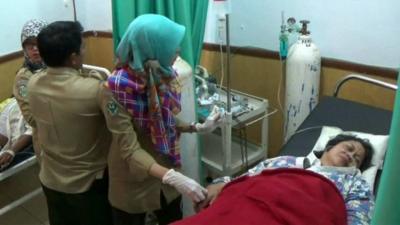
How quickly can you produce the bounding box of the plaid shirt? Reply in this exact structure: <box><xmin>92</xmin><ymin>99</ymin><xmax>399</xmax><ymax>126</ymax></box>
<box><xmin>107</xmin><ymin>67</ymin><xmax>182</xmax><ymax>166</ymax></box>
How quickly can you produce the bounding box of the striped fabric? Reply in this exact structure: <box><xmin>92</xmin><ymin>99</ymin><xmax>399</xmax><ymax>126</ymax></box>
<box><xmin>108</xmin><ymin>66</ymin><xmax>182</xmax><ymax>166</ymax></box>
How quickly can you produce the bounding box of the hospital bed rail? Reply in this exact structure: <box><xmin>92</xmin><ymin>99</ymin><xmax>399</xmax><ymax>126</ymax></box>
<box><xmin>82</xmin><ymin>64</ymin><xmax>111</xmax><ymax>77</ymax></box>
<box><xmin>279</xmin><ymin>73</ymin><xmax>397</xmax><ymax>198</ymax></box>
<box><xmin>333</xmin><ymin>74</ymin><xmax>397</xmax><ymax>97</ymax></box>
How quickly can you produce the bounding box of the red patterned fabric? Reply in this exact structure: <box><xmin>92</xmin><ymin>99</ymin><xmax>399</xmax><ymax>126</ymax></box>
<box><xmin>172</xmin><ymin>168</ymin><xmax>348</xmax><ymax>225</ymax></box>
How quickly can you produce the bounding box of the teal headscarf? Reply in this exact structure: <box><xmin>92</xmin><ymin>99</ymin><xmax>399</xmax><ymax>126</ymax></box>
<box><xmin>116</xmin><ymin>14</ymin><xmax>186</xmax><ymax>76</ymax></box>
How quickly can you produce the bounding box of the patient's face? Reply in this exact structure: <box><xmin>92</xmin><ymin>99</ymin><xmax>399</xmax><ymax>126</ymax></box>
<box><xmin>321</xmin><ymin>141</ymin><xmax>366</xmax><ymax>168</ymax></box>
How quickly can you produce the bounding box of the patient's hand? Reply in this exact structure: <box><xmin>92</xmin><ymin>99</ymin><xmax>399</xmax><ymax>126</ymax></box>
<box><xmin>0</xmin><ymin>150</ymin><xmax>14</xmax><ymax>167</ymax></box>
<box><xmin>194</xmin><ymin>182</ymin><xmax>226</xmax><ymax>212</ymax></box>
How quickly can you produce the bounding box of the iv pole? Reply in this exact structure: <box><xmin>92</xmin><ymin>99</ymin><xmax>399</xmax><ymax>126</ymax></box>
<box><xmin>221</xmin><ymin>12</ymin><xmax>233</xmax><ymax>174</ymax></box>
<box><xmin>225</xmin><ymin>13</ymin><xmax>231</xmax><ymax>112</ymax></box>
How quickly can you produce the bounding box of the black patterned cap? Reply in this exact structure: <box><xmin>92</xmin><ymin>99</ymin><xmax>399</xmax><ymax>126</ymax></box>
<box><xmin>21</xmin><ymin>19</ymin><xmax>48</xmax><ymax>45</ymax></box>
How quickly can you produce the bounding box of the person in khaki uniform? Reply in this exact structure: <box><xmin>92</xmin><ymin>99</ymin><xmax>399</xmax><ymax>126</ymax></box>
<box><xmin>14</xmin><ymin>19</ymin><xmax>47</xmax><ymax>125</ymax></box>
<box><xmin>29</xmin><ymin>21</ymin><xmax>210</xmax><ymax>225</ymax></box>
<box><xmin>13</xmin><ymin>19</ymin><xmax>47</xmax><ymax>161</ymax></box>
<box><xmin>107</xmin><ymin>14</ymin><xmax>222</xmax><ymax>225</ymax></box>
<box><xmin>26</xmin><ymin>21</ymin><xmax>113</xmax><ymax>225</ymax></box>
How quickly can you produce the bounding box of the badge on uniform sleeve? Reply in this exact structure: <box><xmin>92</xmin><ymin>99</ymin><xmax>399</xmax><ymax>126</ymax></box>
<box><xmin>107</xmin><ymin>100</ymin><xmax>119</xmax><ymax>116</ymax></box>
<box><xmin>19</xmin><ymin>84</ymin><xmax>28</xmax><ymax>98</ymax></box>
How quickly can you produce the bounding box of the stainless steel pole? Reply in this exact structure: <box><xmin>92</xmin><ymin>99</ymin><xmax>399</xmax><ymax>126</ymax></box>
<box><xmin>225</xmin><ymin>13</ymin><xmax>231</xmax><ymax>112</ymax></box>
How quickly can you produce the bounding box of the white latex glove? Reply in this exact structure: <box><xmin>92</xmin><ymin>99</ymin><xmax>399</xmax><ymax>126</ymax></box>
<box><xmin>195</xmin><ymin>106</ymin><xmax>223</xmax><ymax>133</ymax></box>
<box><xmin>162</xmin><ymin>169</ymin><xmax>208</xmax><ymax>203</ymax></box>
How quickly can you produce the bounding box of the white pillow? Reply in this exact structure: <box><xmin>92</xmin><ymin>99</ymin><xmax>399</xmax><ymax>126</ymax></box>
<box><xmin>308</xmin><ymin>126</ymin><xmax>389</xmax><ymax>192</ymax></box>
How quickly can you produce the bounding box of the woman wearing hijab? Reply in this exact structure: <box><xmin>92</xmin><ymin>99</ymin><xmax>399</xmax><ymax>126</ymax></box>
<box><xmin>14</xmin><ymin>19</ymin><xmax>48</xmax><ymax>124</ymax></box>
<box><xmin>107</xmin><ymin>14</ymin><xmax>221</xmax><ymax>225</ymax></box>
<box><xmin>13</xmin><ymin>19</ymin><xmax>47</xmax><ymax>111</ymax></box>
<box><xmin>12</xmin><ymin>19</ymin><xmax>47</xmax><ymax>162</ymax></box>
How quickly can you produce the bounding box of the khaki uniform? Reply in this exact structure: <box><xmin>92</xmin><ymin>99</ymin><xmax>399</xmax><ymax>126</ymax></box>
<box><xmin>26</xmin><ymin>67</ymin><xmax>155</xmax><ymax>194</ymax></box>
<box><xmin>108</xmin><ymin>119</ymin><xmax>187</xmax><ymax>213</ymax></box>
<box><xmin>13</xmin><ymin>68</ymin><xmax>41</xmax><ymax>160</ymax></box>
<box><xmin>14</xmin><ymin>67</ymin><xmax>36</xmax><ymax>125</ymax></box>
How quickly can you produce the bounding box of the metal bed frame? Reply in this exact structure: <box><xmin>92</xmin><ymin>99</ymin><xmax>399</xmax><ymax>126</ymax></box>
<box><xmin>280</xmin><ymin>73</ymin><xmax>397</xmax><ymax>156</ymax></box>
<box><xmin>333</xmin><ymin>74</ymin><xmax>397</xmax><ymax>97</ymax></box>
<box><xmin>279</xmin><ymin>73</ymin><xmax>397</xmax><ymax>194</ymax></box>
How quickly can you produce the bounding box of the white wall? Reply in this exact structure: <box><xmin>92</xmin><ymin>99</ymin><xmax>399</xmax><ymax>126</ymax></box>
<box><xmin>2</xmin><ymin>0</ymin><xmax>399</xmax><ymax>68</ymax></box>
<box><xmin>75</xmin><ymin>0</ymin><xmax>112</xmax><ymax>31</ymax></box>
<box><xmin>0</xmin><ymin>0</ymin><xmax>74</xmax><ymax>56</ymax></box>
<box><xmin>0</xmin><ymin>0</ymin><xmax>112</xmax><ymax>56</ymax></box>
<box><xmin>205</xmin><ymin>0</ymin><xmax>400</xmax><ymax>69</ymax></box>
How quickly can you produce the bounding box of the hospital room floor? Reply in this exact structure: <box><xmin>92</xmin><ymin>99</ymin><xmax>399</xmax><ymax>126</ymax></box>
<box><xmin>0</xmin><ymin>164</ymin><xmax>49</xmax><ymax>225</ymax></box>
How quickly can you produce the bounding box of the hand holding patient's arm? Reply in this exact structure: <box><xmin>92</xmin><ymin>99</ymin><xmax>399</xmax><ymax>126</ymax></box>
<box><xmin>194</xmin><ymin>182</ymin><xmax>226</xmax><ymax>212</ymax></box>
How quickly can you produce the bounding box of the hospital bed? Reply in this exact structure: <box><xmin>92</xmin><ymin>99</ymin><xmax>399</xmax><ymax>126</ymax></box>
<box><xmin>0</xmin><ymin>64</ymin><xmax>111</xmax><ymax>216</ymax></box>
<box><xmin>171</xmin><ymin>74</ymin><xmax>397</xmax><ymax>225</ymax></box>
<box><xmin>279</xmin><ymin>74</ymin><xmax>397</xmax><ymax>193</ymax></box>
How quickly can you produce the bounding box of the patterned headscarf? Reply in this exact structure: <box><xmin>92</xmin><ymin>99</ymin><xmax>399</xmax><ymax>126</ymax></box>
<box><xmin>109</xmin><ymin>14</ymin><xmax>185</xmax><ymax>166</ymax></box>
<box><xmin>21</xmin><ymin>19</ymin><xmax>47</xmax><ymax>46</ymax></box>
<box><xmin>21</xmin><ymin>19</ymin><xmax>47</xmax><ymax>72</ymax></box>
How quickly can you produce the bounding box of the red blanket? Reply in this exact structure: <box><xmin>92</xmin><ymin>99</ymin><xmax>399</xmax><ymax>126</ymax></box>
<box><xmin>172</xmin><ymin>168</ymin><xmax>347</xmax><ymax>225</ymax></box>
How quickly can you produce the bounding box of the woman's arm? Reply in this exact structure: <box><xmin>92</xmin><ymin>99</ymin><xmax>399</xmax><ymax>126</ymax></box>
<box><xmin>175</xmin><ymin>105</ymin><xmax>223</xmax><ymax>134</ymax></box>
<box><xmin>99</xmin><ymin>84</ymin><xmax>207</xmax><ymax>203</ymax></box>
<box><xmin>195</xmin><ymin>156</ymin><xmax>296</xmax><ymax>212</ymax></box>
<box><xmin>345</xmin><ymin>176</ymin><xmax>374</xmax><ymax>225</ymax></box>
<box><xmin>0</xmin><ymin>135</ymin><xmax>32</xmax><ymax>166</ymax></box>
<box><xmin>175</xmin><ymin>117</ymin><xmax>196</xmax><ymax>133</ymax></box>
<box><xmin>194</xmin><ymin>182</ymin><xmax>226</xmax><ymax>212</ymax></box>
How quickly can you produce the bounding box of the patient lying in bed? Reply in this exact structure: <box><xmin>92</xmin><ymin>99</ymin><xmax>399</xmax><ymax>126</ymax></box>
<box><xmin>173</xmin><ymin>134</ymin><xmax>374</xmax><ymax>225</ymax></box>
<box><xmin>0</xmin><ymin>98</ymin><xmax>33</xmax><ymax>171</ymax></box>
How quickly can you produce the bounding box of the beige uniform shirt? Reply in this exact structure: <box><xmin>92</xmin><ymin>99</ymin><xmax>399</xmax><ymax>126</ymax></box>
<box><xmin>14</xmin><ymin>67</ymin><xmax>36</xmax><ymax>125</ymax></box>
<box><xmin>108</xmin><ymin>118</ymin><xmax>188</xmax><ymax>213</ymax></box>
<box><xmin>14</xmin><ymin>68</ymin><xmax>41</xmax><ymax>160</ymax></box>
<box><xmin>27</xmin><ymin>67</ymin><xmax>155</xmax><ymax>193</ymax></box>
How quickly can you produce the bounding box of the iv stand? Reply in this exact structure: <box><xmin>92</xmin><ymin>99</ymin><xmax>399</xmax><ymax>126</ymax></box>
<box><xmin>221</xmin><ymin>13</ymin><xmax>233</xmax><ymax>173</ymax></box>
<box><xmin>225</xmin><ymin>13</ymin><xmax>231</xmax><ymax>112</ymax></box>
<box><xmin>201</xmin><ymin>10</ymin><xmax>269</xmax><ymax>176</ymax></box>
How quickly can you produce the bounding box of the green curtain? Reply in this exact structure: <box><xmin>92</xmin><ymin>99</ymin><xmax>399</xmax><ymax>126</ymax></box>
<box><xmin>372</xmin><ymin>69</ymin><xmax>400</xmax><ymax>224</ymax></box>
<box><xmin>112</xmin><ymin>0</ymin><xmax>209</xmax><ymax>68</ymax></box>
